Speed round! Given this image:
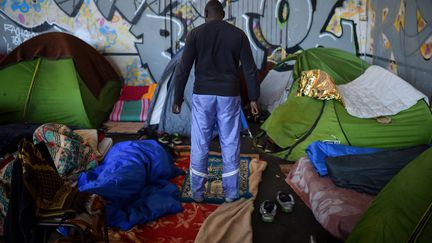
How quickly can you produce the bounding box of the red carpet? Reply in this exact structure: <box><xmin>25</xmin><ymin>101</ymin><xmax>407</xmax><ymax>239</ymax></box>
<box><xmin>109</xmin><ymin>149</ymin><xmax>218</xmax><ymax>242</ymax></box>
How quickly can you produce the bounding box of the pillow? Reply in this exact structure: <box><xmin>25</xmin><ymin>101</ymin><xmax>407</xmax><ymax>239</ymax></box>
<box><xmin>109</xmin><ymin>99</ymin><xmax>150</xmax><ymax>122</ymax></box>
<box><xmin>297</xmin><ymin>69</ymin><xmax>342</xmax><ymax>101</ymax></box>
<box><xmin>347</xmin><ymin>148</ymin><xmax>432</xmax><ymax>243</ymax></box>
<box><xmin>118</xmin><ymin>85</ymin><xmax>149</xmax><ymax>101</ymax></box>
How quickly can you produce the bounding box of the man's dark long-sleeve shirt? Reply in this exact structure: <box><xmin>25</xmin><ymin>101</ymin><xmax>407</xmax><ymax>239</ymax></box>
<box><xmin>174</xmin><ymin>20</ymin><xmax>259</xmax><ymax>105</ymax></box>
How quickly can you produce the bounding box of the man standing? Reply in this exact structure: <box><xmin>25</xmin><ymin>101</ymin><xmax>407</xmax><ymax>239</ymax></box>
<box><xmin>173</xmin><ymin>0</ymin><xmax>259</xmax><ymax>202</ymax></box>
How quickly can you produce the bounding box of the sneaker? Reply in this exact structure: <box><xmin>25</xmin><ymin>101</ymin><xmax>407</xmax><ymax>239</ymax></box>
<box><xmin>158</xmin><ymin>133</ymin><xmax>171</xmax><ymax>144</ymax></box>
<box><xmin>264</xmin><ymin>140</ymin><xmax>276</xmax><ymax>153</ymax></box>
<box><xmin>264</xmin><ymin>140</ymin><xmax>283</xmax><ymax>153</ymax></box>
<box><xmin>276</xmin><ymin>191</ymin><xmax>295</xmax><ymax>213</ymax></box>
<box><xmin>256</xmin><ymin>135</ymin><xmax>267</xmax><ymax>149</ymax></box>
<box><xmin>259</xmin><ymin>200</ymin><xmax>277</xmax><ymax>223</ymax></box>
<box><xmin>253</xmin><ymin>114</ymin><xmax>260</xmax><ymax>123</ymax></box>
<box><xmin>240</xmin><ymin>130</ymin><xmax>250</xmax><ymax>138</ymax></box>
<box><xmin>259</xmin><ymin>111</ymin><xmax>270</xmax><ymax>123</ymax></box>
<box><xmin>171</xmin><ymin>133</ymin><xmax>183</xmax><ymax>145</ymax></box>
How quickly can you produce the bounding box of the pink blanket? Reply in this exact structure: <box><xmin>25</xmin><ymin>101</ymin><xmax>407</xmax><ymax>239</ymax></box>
<box><xmin>286</xmin><ymin>157</ymin><xmax>374</xmax><ymax>240</ymax></box>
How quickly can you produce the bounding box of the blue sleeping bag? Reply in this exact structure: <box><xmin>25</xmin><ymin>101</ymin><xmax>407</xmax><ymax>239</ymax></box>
<box><xmin>306</xmin><ymin>141</ymin><xmax>383</xmax><ymax>176</ymax></box>
<box><xmin>78</xmin><ymin>140</ymin><xmax>183</xmax><ymax>230</ymax></box>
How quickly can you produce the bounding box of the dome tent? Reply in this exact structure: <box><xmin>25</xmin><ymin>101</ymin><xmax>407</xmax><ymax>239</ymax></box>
<box><xmin>261</xmin><ymin>48</ymin><xmax>432</xmax><ymax>161</ymax></box>
<box><xmin>147</xmin><ymin>48</ymin><xmax>252</xmax><ymax>137</ymax></box>
<box><xmin>0</xmin><ymin>32</ymin><xmax>121</xmax><ymax>128</ymax></box>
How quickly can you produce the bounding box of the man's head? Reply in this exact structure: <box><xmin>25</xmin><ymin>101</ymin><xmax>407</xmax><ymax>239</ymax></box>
<box><xmin>204</xmin><ymin>0</ymin><xmax>225</xmax><ymax>22</ymax></box>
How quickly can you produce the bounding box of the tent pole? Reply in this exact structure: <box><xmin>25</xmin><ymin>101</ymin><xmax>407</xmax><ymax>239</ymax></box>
<box><xmin>170</xmin><ymin>0</ymin><xmax>173</xmax><ymax>58</ymax></box>
<box><xmin>23</xmin><ymin>57</ymin><xmax>42</xmax><ymax>120</ymax></box>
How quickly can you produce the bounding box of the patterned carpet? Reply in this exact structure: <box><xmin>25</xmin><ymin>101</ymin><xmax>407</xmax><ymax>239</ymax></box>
<box><xmin>180</xmin><ymin>152</ymin><xmax>258</xmax><ymax>204</ymax></box>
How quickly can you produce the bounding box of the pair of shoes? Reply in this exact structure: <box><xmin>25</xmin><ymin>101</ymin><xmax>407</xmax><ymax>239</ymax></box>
<box><xmin>260</xmin><ymin>200</ymin><xmax>277</xmax><ymax>223</ymax></box>
<box><xmin>259</xmin><ymin>192</ymin><xmax>295</xmax><ymax>222</ymax></box>
<box><xmin>276</xmin><ymin>191</ymin><xmax>295</xmax><ymax>213</ymax></box>
<box><xmin>158</xmin><ymin>133</ymin><xmax>183</xmax><ymax>145</ymax></box>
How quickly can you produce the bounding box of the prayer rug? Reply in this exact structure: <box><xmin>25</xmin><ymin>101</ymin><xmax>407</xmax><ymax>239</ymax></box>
<box><xmin>179</xmin><ymin>152</ymin><xmax>258</xmax><ymax>204</ymax></box>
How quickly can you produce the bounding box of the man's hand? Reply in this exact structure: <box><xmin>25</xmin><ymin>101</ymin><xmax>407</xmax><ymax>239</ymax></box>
<box><xmin>172</xmin><ymin>103</ymin><xmax>182</xmax><ymax>114</ymax></box>
<box><xmin>250</xmin><ymin>101</ymin><xmax>259</xmax><ymax>116</ymax></box>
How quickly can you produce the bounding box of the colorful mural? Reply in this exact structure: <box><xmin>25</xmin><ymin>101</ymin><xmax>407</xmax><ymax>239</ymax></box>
<box><xmin>370</xmin><ymin>0</ymin><xmax>432</xmax><ymax>98</ymax></box>
<box><xmin>420</xmin><ymin>36</ymin><xmax>432</xmax><ymax>60</ymax></box>
<box><xmin>416</xmin><ymin>10</ymin><xmax>426</xmax><ymax>33</ymax></box>
<box><xmin>0</xmin><ymin>0</ymin><xmax>429</xmax><ymax>98</ymax></box>
<box><xmin>0</xmin><ymin>0</ymin><xmax>369</xmax><ymax>85</ymax></box>
<box><xmin>325</xmin><ymin>0</ymin><xmax>366</xmax><ymax>36</ymax></box>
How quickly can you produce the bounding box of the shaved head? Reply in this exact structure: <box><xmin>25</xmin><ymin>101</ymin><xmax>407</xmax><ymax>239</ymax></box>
<box><xmin>205</xmin><ymin>0</ymin><xmax>224</xmax><ymax>20</ymax></box>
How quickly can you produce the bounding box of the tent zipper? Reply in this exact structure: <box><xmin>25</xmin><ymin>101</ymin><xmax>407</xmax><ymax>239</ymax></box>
<box><xmin>284</xmin><ymin>100</ymin><xmax>326</xmax><ymax>160</ymax></box>
<box><xmin>23</xmin><ymin>57</ymin><xmax>42</xmax><ymax>120</ymax></box>
<box><xmin>408</xmin><ymin>200</ymin><xmax>432</xmax><ymax>243</ymax></box>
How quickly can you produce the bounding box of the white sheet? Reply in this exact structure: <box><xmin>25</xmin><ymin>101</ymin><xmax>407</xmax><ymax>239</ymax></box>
<box><xmin>149</xmin><ymin>75</ymin><xmax>169</xmax><ymax>125</ymax></box>
<box><xmin>337</xmin><ymin>65</ymin><xmax>428</xmax><ymax>118</ymax></box>
<box><xmin>258</xmin><ymin>70</ymin><xmax>293</xmax><ymax>113</ymax></box>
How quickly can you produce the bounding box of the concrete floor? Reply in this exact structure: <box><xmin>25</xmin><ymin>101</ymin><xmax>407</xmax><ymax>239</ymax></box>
<box><xmin>208</xmin><ymin>122</ymin><xmax>341</xmax><ymax>243</ymax></box>
<box><xmin>110</xmin><ymin>123</ymin><xmax>341</xmax><ymax>243</ymax></box>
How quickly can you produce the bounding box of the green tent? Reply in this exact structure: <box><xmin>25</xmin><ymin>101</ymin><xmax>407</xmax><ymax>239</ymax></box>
<box><xmin>0</xmin><ymin>32</ymin><xmax>121</xmax><ymax>128</ymax></box>
<box><xmin>261</xmin><ymin>48</ymin><xmax>432</xmax><ymax>161</ymax></box>
<box><xmin>347</xmin><ymin>147</ymin><xmax>432</xmax><ymax>243</ymax></box>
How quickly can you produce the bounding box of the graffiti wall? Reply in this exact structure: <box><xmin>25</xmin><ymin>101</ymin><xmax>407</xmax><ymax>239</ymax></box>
<box><xmin>369</xmin><ymin>0</ymin><xmax>432</xmax><ymax>98</ymax></box>
<box><xmin>1</xmin><ymin>0</ymin><xmax>429</xmax><ymax>98</ymax></box>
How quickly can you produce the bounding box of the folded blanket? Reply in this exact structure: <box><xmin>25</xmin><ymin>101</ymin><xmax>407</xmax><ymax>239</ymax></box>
<box><xmin>195</xmin><ymin>159</ymin><xmax>267</xmax><ymax>243</ymax></box>
<box><xmin>286</xmin><ymin>157</ymin><xmax>374</xmax><ymax>240</ymax></box>
<box><xmin>306</xmin><ymin>141</ymin><xmax>382</xmax><ymax>176</ymax></box>
<box><xmin>338</xmin><ymin>65</ymin><xmax>428</xmax><ymax>118</ymax></box>
<box><xmin>326</xmin><ymin>144</ymin><xmax>430</xmax><ymax>195</ymax></box>
<box><xmin>109</xmin><ymin>99</ymin><xmax>150</xmax><ymax>122</ymax></box>
<box><xmin>33</xmin><ymin>123</ymin><xmax>98</xmax><ymax>178</ymax></box>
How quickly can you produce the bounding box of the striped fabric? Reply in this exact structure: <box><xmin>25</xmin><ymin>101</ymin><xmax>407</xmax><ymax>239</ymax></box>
<box><xmin>109</xmin><ymin>99</ymin><xmax>150</xmax><ymax>122</ymax></box>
